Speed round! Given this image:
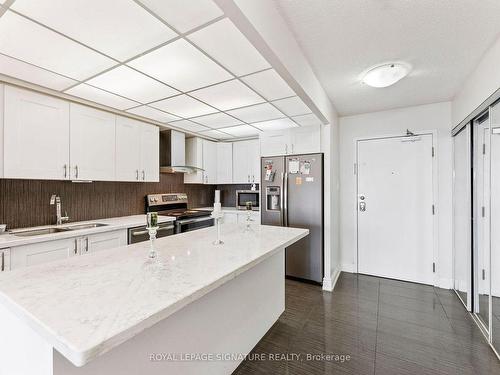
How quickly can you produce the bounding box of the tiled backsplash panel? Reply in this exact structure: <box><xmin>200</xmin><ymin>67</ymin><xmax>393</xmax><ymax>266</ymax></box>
<box><xmin>0</xmin><ymin>174</ymin><xmax>215</xmax><ymax>229</ymax></box>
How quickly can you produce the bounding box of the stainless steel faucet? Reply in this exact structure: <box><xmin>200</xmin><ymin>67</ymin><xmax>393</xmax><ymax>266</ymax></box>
<box><xmin>50</xmin><ymin>194</ymin><xmax>69</xmax><ymax>225</ymax></box>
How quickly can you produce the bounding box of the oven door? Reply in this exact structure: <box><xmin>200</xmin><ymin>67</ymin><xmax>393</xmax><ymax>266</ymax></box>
<box><xmin>128</xmin><ymin>221</ymin><xmax>175</xmax><ymax>244</ymax></box>
<box><xmin>175</xmin><ymin>216</ymin><xmax>214</xmax><ymax>234</ymax></box>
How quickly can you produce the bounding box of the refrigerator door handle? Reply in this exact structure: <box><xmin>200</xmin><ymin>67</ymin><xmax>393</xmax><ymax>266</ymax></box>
<box><xmin>280</xmin><ymin>172</ymin><xmax>284</xmax><ymax>226</ymax></box>
<box><xmin>284</xmin><ymin>172</ymin><xmax>288</xmax><ymax>227</ymax></box>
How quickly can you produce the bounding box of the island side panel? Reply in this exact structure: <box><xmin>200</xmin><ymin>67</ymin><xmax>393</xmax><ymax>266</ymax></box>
<box><xmin>53</xmin><ymin>249</ymin><xmax>286</xmax><ymax>375</ymax></box>
<box><xmin>0</xmin><ymin>302</ymin><xmax>53</xmax><ymax>375</ymax></box>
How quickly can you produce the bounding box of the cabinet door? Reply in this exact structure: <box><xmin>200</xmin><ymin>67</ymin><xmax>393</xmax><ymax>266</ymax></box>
<box><xmin>184</xmin><ymin>137</ymin><xmax>203</xmax><ymax>184</ymax></box>
<box><xmin>259</xmin><ymin>131</ymin><xmax>290</xmax><ymax>157</ymax></box>
<box><xmin>140</xmin><ymin>124</ymin><xmax>159</xmax><ymax>182</ymax></box>
<box><xmin>247</xmin><ymin>139</ymin><xmax>261</xmax><ymax>183</ymax></box>
<box><xmin>290</xmin><ymin>125</ymin><xmax>321</xmax><ymax>154</ymax></box>
<box><xmin>0</xmin><ymin>248</ymin><xmax>10</xmax><ymax>272</ymax></box>
<box><xmin>10</xmin><ymin>238</ymin><xmax>77</xmax><ymax>269</ymax></box>
<box><xmin>217</xmin><ymin>142</ymin><xmax>233</xmax><ymax>184</ymax></box>
<box><xmin>83</xmin><ymin>230</ymin><xmax>127</xmax><ymax>255</ymax></box>
<box><xmin>202</xmin><ymin>139</ymin><xmax>217</xmax><ymax>184</ymax></box>
<box><xmin>116</xmin><ymin>116</ymin><xmax>142</xmax><ymax>182</ymax></box>
<box><xmin>4</xmin><ymin>86</ymin><xmax>70</xmax><ymax>180</ymax></box>
<box><xmin>70</xmin><ymin>104</ymin><xmax>116</xmax><ymax>181</ymax></box>
<box><xmin>232</xmin><ymin>141</ymin><xmax>250</xmax><ymax>183</ymax></box>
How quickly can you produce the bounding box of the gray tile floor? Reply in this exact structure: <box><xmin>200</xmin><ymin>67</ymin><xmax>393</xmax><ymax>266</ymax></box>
<box><xmin>232</xmin><ymin>272</ymin><xmax>500</xmax><ymax>375</ymax></box>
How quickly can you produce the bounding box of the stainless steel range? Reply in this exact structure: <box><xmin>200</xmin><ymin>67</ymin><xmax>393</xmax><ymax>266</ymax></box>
<box><xmin>146</xmin><ymin>193</ymin><xmax>214</xmax><ymax>234</ymax></box>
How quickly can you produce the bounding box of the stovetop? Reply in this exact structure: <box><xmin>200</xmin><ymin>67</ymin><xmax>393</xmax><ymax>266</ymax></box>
<box><xmin>156</xmin><ymin>209</ymin><xmax>210</xmax><ymax>220</ymax></box>
<box><xmin>145</xmin><ymin>193</ymin><xmax>211</xmax><ymax>220</ymax></box>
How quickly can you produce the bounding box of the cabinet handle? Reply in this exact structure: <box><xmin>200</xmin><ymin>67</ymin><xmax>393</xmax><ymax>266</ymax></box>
<box><xmin>85</xmin><ymin>238</ymin><xmax>89</xmax><ymax>253</ymax></box>
<box><xmin>247</xmin><ymin>175</ymin><xmax>250</xmax><ymax>183</ymax></box>
<box><xmin>285</xmin><ymin>144</ymin><xmax>288</xmax><ymax>154</ymax></box>
<box><xmin>142</xmin><ymin>170</ymin><xmax>145</xmax><ymax>181</ymax></box>
<box><xmin>74</xmin><ymin>238</ymin><xmax>78</xmax><ymax>255</ymax></box>
<box><xmin>1</xmin><ymin>251</ymin><xmax>4</xmax><ymax>272</ymax></box>
<box><xmin>252</xmin><ymin>175</ymin><xmax>255</xmax><ymax>182</ymax></box>
<box><xmin>291</xmin><ymin>144</ymin><xmax>294</xmax><ymax>154</ymax></box>
<box><xmin>75</xmin><ymin>165</ymin><xmax>79</xmax><ymax>179</ymax></box>
<box><xmin>63</xmin><ymin>164</ymin><xmax>67</xmax><ymax>178</ymax></box>
<box><xmin>136</xmin><ymin>170</ymin><xmax>139</xmax><ymax>180</ymax></box>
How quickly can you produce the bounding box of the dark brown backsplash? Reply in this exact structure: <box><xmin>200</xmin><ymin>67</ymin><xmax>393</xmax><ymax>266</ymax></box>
<box><xmin>0</xmin><ymin>174</ymin><xmax>215</xmax><ymax>230</ymax></box>
<box><xmin>216</xmin><ymin>184</ymin><xmax>259</xmax><ymax>207</ymax></box>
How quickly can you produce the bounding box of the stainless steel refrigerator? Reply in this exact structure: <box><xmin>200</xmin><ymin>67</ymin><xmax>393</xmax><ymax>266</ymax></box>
<box><xmin>261</xmin><ymin>153</ymin><xmax>324</xmax><ymax>283</ymax></box>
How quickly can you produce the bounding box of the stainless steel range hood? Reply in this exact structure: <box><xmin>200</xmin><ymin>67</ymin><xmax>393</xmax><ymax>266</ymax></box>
<box><xmin>160</xmin><ymin>129</ymin><xmax>203</xmax><ymax>174</ymax></box>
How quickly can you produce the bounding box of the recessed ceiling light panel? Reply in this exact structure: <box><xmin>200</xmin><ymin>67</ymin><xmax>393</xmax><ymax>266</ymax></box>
<box><xmin>362</xmin><ymin>63</ymin><xmax>410</xmax><ymax>88</ymax></box>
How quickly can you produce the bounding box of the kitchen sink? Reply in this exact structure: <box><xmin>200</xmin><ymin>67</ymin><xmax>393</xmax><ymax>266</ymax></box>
<box><xmin>10</xmin><ymin>227</ymin><xmax>72</xmax><ymax>237</ymax></box>
<box><xmin>61</xmin><ymin>223</ymin><xmax>109</xmax><ymax>230</ymax></box>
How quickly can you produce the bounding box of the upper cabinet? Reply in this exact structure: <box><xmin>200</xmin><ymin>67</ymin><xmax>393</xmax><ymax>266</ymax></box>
<box><xmin>184</xmin><ymin>137</ymin><xmax>217</xmax><ymax>184</ymax></box>
<box><xmin>202</xmin><ymin>139</ymin><xmax>217</xmax><ymax>184</ymax></box>
<box><xmin>216</xmin><ymin>142</ymin><xmax>233</xmax><ymax>184</ymax></box>
<box><xmin>116</xmin><ymin>116</ymin><xmax>159</xmax><ymax>182</ymax></box>
<box><xmin>260</xmin><ymin>125</ymin><xmax>321</xmax><ymax>157</ymax></box>
<box><xmin>3</xmin><ymin>86</ymin><xmax>70</xmax><ymax>180</ymax></box>
<box><xmin>233</xmin><ymin>139</ymin><xmax>260</xmax><ymax>184</ymax></box>
<box><xmin>70</xmin><ymin>104</ymin><xmax>115</xmax><ymax>181</ymax></box>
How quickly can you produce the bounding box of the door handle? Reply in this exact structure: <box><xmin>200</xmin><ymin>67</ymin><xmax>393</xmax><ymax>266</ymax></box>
<box><xmin>284</xmin><ymin>173</ymin><xmax>288</xmax><ymax>226</ymax></box>
<box><xmin>75</xmin><ymin>165</ymin><xmax>79</xmax><ymax>179</ymax></box>
<box><xmin>63</xmin><ymin>164</ymin><xmax>67</xmax><ymax>178</ymax></box>
<box><xmin>136</xmin><ymin>170</ymin><xmax>139</xmax><ymax>180</ymax></box>
<box><xmin>142</xmin><ymin>170</ymin><xmax>145</xmax><ymax>181</ymax></box>
<box><xmin>359</xmin><ymin>202</ymin><xmax>366</xmax><ymax>212</ymax></box>
<box><xmin>280</xmin><ymin>172</ymin><xmax>284</xmax><ymax>226</ymax></box>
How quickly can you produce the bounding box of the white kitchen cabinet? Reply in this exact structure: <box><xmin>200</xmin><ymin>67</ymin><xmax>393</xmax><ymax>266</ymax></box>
<box><xmin>116</xmin><ymin>116</ymin><xmax>158</xmax><ymax>182</ymax></box>
<box><xmin>202</xmin><ymin>139</ymin><xmax>217</xmax><ymax>184</ymax></box>
<box><xmin>79</xmin><ymin>230</ymin><xmax>127</xmax><ymax>255</ymax></box>
<box><xmin>116</xmin><ymin>116</ymin><xmax>142</xmax><ymax>181</ymax></box>
<box><xmin>10</xmin><ymin>238</ymin><xmax>78</xmax><ymax>270</ymax></box>
<box><xmin>171</xmin><ymin>130</ymin><xmax>185</xmax><ymax>166</ymax></box>
<box><xmin>184</xmin><ymin>137</ymin><xmax>203</xmax><ymax>184</ymax></box>
<box><xmin>233</xmin><ymin>139</ymin><xmax>260</xmax><ymax>184</ymax></box>
<box><xmin>0</xmin><ymin>248</ymin><xmax>10</xmax><ymax>272</ymax></box>
<box><xmin>3</xmin><ymin>86</ymin><xmax>70</xmax><ymax>180</ymax></box>
<box><xmin>70</xmin><ymin>103</ymin><xmax>116</xmax><ymax>181</ymax></box>
<box><xmin>259</xmin><ymin>125</ymin><xmax>321</xmax><ymax>157</ymax></box>
<box><xmin>217</xmin><ymin>142</ymin><xmax>233</xmax><ymax>184</ymax></box>
<box><xmin>140</xmin><ymin>123</ymin><xmax>159</xmax><ymax>182</ymax></box>
<box><xmin>0</xmin><ymin>84</ymin><xmax>4</xmax><ymax>178</ymax></box>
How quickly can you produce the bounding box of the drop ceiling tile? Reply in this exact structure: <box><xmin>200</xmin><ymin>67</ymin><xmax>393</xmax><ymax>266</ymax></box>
<box><xmin>169</xmin><ymin>119</ymin><xmax>209</xmax><ymax>133</ymax></box>
<box><xmin>87</xmin><ymin>66</ymin><xmax>178</xmax><ymax>104</ymax></box>
<box><xmin>292</xmin><ymin>113</ymin><xmax>322</xmax><ymax>127</ymax></box>
<box><xmin>65</xmin><ymin>84</ymin><xmax>139</xmax><ymax>110</ymax></box>
<box><xmin>0</xmin><ymin>54</ymin><xmax>77</xmax><ymax>90</ymax></box>
<box><xmin>272</xmin><ymin>96</ymin><xmax>311</xmax><ymax>117</ymax></box>
<box><xmin>190</xmin><ymin>80</ymin><xmax>264</xmax><ymax>111</ymax></box>
<box><xmin>190</xmin><ymin>112</ymin><xmax>242</xmax><ymax>129</ymax></box>
<box><xmin>11</xmin><ymin>0</ymin><xmax>177</xmax><ymax>61</ymax></box>
<box><xmin>199</xmin><ymin>129</ymin><xmax>234</xmax><ymax>140</ymax></box>
<box><xmin>137</xmin><ymin>0</ymin><xmax>223</xmax><ymax>33</ymax></box>
<box><xmin>253</xmin><ymin>118</ymin><xmax>298</xmax><ymax>131</ymax></box>
<box><xmin>188</xmin><ymin>18</ymin><xmax>270</xmax><ymax>76</ymax></box>
<box><xmin>242</xmin><ymin>69</ymin><xmax>295</xmax><ymax>101</ymax></box>
<box><xmin>128</xmin><ymin>39</ymin><xmax>232</xmax><ymax>92</ymax></box>
<box><xmin>150</xmin><ymin>94</ymin><xmax>216</xmax><ymax>118</ymax></box>
<box><xmin>126</xmin><ymin>106</ymin><xmax>180</xmax><ymax>123</ymax></box>
<box><xmin>0</xmin><ymin>11</ymin><xmax>115</xmax><ymax>80</ymax></box>
<box><xmin>227</xmin><ymin>103</ymin><xmax>284</xmax><ymax>123</ymax></box>
<box><xmin>221</xmin><ymin>124</ymin><xmax>261</xmax><ymax>137</ymax></box>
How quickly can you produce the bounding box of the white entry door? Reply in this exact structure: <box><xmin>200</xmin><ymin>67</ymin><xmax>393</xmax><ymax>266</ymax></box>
<box><xmin>357</xmin><ymin>134</ymin><xmax>435</xmax><ymax>284</ymax></box>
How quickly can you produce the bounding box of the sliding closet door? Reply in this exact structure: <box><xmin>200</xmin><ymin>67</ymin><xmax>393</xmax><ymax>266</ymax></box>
<box><xmin>453</xmin><ymin>125</ymin><xmax>472</xmax><ymax>308</ymax></box>
<box><xmin>474</xmin><ymin>114</ymin><xmax>491</xmax><ymax>331</ymax></box>
<box><xmin>491</xmin><ymin>102</ymin><xmax>500</xmax><ymax>351</ymax></box>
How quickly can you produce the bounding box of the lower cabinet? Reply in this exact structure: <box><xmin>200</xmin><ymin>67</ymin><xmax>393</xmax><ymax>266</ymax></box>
<box><xmin>0</xmin><ymin>248</ymin><xmax>11</xmax><ymax>272</ymax></box>
<box><xmin>10</xmin><ymin>230</ymin><xmax>127</xmax><ymax>270</ymax></box>
<box><xmin>11</xmin><ymin>238</ymin><xmax>78</xmax><ymax>270</ymax></box>
<box><xmin>222</xmin><ymin>211</ymin><xmax>261</xmax><ymax>225</ymax></box>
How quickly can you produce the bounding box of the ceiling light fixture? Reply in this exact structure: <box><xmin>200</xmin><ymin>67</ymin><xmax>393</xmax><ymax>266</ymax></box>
<box><xmin>362</xmin><ymin>63</ymin><xmax>410</xmax><ymax>88</ymax></box>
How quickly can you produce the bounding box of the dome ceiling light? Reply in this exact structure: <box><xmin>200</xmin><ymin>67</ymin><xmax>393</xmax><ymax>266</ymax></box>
<box><xmin>362</xmin><ymin>63</ymin><xmax>410</xmax><ymax>88</ymax></box>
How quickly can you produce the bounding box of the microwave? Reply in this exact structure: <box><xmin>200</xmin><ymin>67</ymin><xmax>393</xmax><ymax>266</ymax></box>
<box><xmin>236</xmin><ymin>190</ymin><xmax>259</xmax><ymax>210</ymax></box>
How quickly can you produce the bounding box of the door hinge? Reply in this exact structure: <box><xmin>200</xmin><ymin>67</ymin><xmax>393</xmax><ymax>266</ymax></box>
<box><xmin>433</xmin><ymin>262</ymin><xmax>436</xmax><ymax>273</ymax></box>
<box><xmin>482</xmin><ymin>269</ymin><xmax>486</xmax><ymax>280</ymax></box>
<box><xmin>483</xmin><ymin>143</ymin><xmax>486</xmax><ymax>155</ymax></box>
<box><xmin>482</xmin><ymin>206</ymin><xmax>485</xmax><ymax>217</ymax></box>
<box><xmin>354</xmin><ymin>163</ymin><xmax>357</xmax><ymax>175</ymax></box>
<box><xmin>432</xmin><ymin>204</ymin><xmax>435</xmax><ymax>215</ymax></box>
<box><xmin>431</xmin><ymin>146</ymin><xmax>435</xmax><ymax>157</ymax></box>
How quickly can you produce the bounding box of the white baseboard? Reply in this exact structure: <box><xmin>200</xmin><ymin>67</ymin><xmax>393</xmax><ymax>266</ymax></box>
<box><xmin>341</xmin><ymin>263</ymin><xmax>355</xmax><ymax>273</ymax></box>
<box><xmin>322</xmin><ymin>266</ymin><xmax>341</xmax><ymax>292</ymax></box>
<box><xmin>436</xmin><ymin>277</ymin><xmax>453</xmax><ymax>290</ymax></box>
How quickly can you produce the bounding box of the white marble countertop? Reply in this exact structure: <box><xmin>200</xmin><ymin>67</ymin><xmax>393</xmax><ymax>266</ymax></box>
<box><xmin>0</xmin><ymin>215</ymin><xmax>175</xmax><ymax>248</ymax></box>
<box><xmin>0</xmin><ymin>224</ymin><xmax>308</xmax><ymax>367</ymax></box>
<box><xmin>195</xmin><ymin>206</ymin><xmax>260</xmax><ymax>213</ymax></box>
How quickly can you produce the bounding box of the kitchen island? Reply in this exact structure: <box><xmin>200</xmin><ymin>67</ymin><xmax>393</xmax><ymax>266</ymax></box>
<box><xmin>0</xmin><ymin>224</ymin><xmax>308</xmax><ymax>375</ymax></box>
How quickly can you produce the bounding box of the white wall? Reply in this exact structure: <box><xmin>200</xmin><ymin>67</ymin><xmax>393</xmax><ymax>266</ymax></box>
<box><xmin>339</xmin><ymin>102</ymin><xmax>453</xmax><ymax>288</ymax></box>
<box><xmin>452</xmin><ymin>35</ymin><xmax>500</xmax><ymax>126</ymax></box>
